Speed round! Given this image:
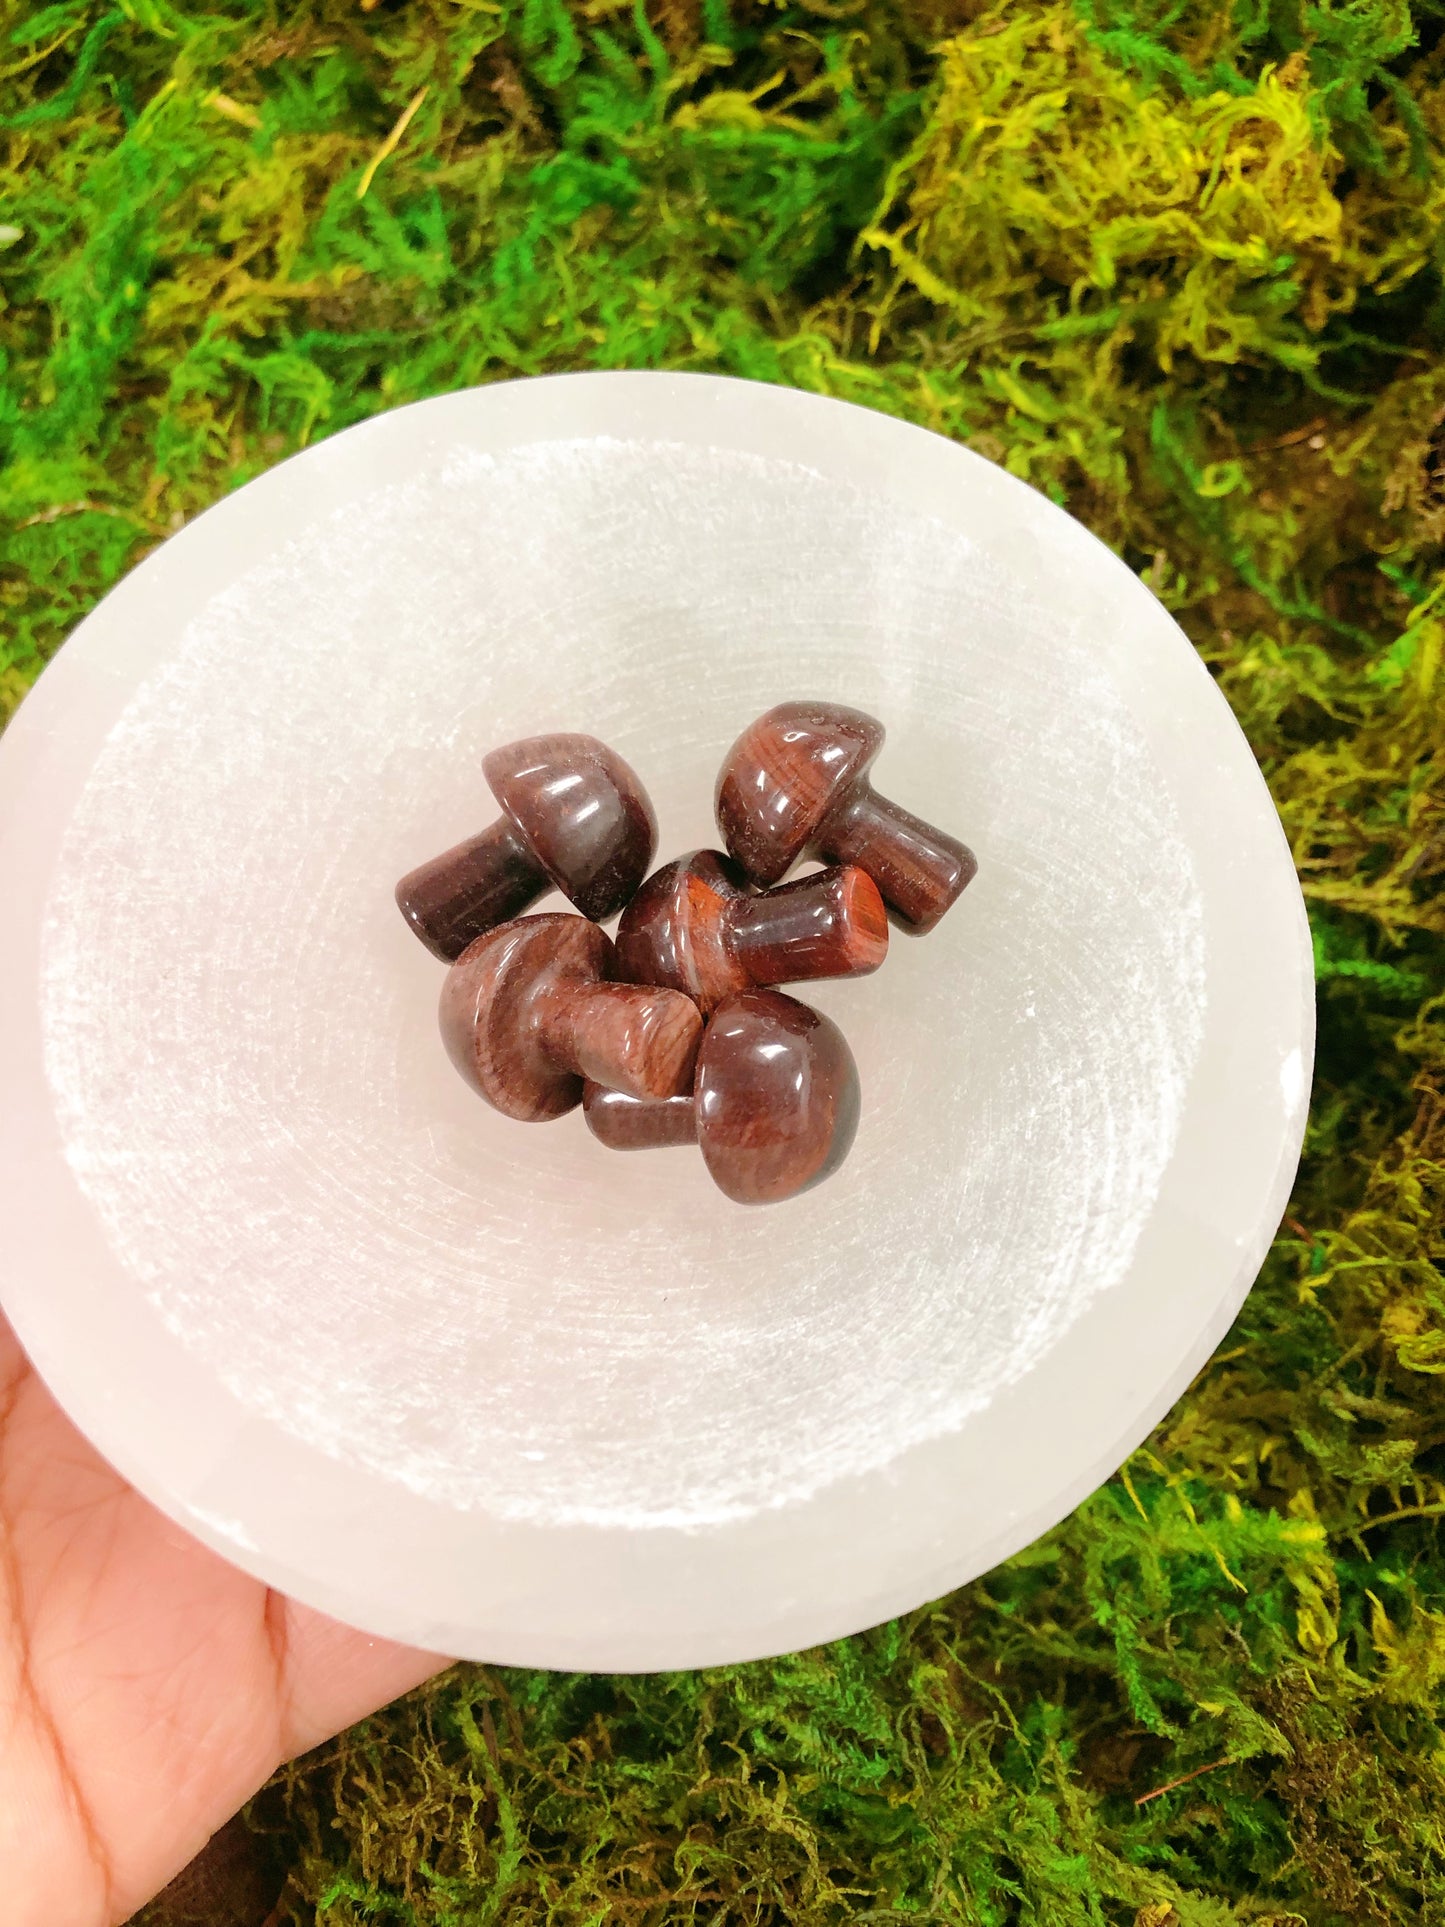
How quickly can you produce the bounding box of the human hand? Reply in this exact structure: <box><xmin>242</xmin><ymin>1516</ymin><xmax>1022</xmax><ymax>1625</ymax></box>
<box><xmin>0</xmin><ymin>1312</ymin><xmax>448</xmax><ymax>1925</ymax></box>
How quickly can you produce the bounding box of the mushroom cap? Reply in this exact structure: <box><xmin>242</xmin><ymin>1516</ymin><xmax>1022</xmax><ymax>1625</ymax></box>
<box><xmin>695</xmin><ymin>989</ymin><xmax>860</xmax><ymax>1205</ymax></box>
<box><xmin>714</xmin><ymin>701</ymin><xmax>884</xmax><ymax>887</ymax></box>
<box><xmin>484</xmin><ymin>733</ymin><xmax>657</xmax><ymax>922</ymax></box>
<box><xmin>614</xmin><ymin>848</ymin><xmax>752</xmax><ymax>1013</ymax></box>
<box><xmin>440</xmin><ymin>913</ymin><xmax>612</xmax><ymax>1122</ymax></box>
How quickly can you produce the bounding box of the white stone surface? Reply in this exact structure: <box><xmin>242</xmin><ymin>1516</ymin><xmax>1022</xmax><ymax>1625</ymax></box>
<box><xmin>0</xmin><ymin>374</ymin><xmax>1313</xmax><ymax>1668</ymax></box>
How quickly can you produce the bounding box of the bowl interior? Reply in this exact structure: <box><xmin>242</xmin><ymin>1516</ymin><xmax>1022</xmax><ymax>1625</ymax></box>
<box><xmin>39</xmin><ymin>429</ymin><xmax>1206</xmax><ymax>1533</ymax></box>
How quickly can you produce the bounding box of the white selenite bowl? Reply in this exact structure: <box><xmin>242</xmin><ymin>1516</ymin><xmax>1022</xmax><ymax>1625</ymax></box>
<box><xmin>0</xmin><ymin>373</ymin><xmax>1313</xmax><ymax>1670</ymax></box>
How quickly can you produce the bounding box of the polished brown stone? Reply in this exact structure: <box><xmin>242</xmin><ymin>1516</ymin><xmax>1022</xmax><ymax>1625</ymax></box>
<box><xmin>583</xmin><ymin>988</ymin><xmax>860</xmax><ymax>1203</ymax></box>
<box><xmin>440</xmin><ymin>914</ymin><xmax>702</xmax><ymax>1122</ymax></box>
<box><xmin>396</xmin><ymin>734</ymin><xmax>657</xmax><ymax>960</ymax></box>
<box><xmin>583</xmin><ymin>1084</ymin><xmax>699</xmax><ymax>1151</ymax></box>
<box><xmin>714</xmin><ymin>701</ymin><xmax>977</xmax><ymax>934</ymax></box>
<box><xmin>615</xmin><ymin>849</ymin><xmax>888</xmax><ymax>1015</ymax></box>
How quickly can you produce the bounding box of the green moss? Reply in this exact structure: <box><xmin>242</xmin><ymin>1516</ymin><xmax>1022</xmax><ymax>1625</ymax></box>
<box><xmin>4</xmin><ymin>1</ymin><xmax>1443</xmax><ymax>1921</ymax></box>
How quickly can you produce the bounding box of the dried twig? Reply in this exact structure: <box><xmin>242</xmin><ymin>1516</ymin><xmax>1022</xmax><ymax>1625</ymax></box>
<box><xmin>357</xmin><ymin>86</ymin><xmax>429</xmax><ymax>200</ymax></box>
<box><xmin>1135</xmin><ymin>1757</ymin><xmax>1235</xmax><ymax>1806</ymax></box>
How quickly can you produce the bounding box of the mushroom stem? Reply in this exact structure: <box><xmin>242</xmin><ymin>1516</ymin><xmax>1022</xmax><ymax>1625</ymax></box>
<box><xmin>396</xmin><ymin>817</ymin><xmax>545</xmax><ymax>962</ymax></box>
<box><xmin>814</xmin><ymin>788</ymin><xmax>976</xmax><ymax>935</ymax></box>
<box><xmin>721</xmin><ymin>865</ymin><xmax>888</xmax><ymax>988</ymax></box>
<box><xmin>533</xmin><ymin>980</ymin><xmax>702</xmax><ymax>1102</ymax></box>
<box><xmin>583</xmin><ymin>1084</ymin><xmax>699</xmax><ymax>1151</ymax></box>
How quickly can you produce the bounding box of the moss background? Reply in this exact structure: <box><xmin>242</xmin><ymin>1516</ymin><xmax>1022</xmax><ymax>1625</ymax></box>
<box><xmin>3</xmin><ymin>0</ymin><xmax>1444</xmax><ymax>1920</ymax></box>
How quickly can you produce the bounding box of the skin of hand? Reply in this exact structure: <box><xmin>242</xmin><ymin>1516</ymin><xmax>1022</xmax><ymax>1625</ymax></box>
<box><xmin>0</xmin><ymin>1312</ymin><xmax>449</xmax><ymax>1926</ymax></box>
